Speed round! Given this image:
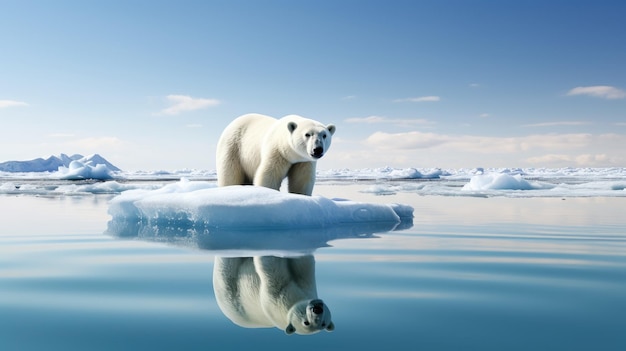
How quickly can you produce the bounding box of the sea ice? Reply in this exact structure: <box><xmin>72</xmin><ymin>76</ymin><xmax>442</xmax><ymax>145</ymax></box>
<box><xmin>462</xmin><ymin>173</ymin><xmax>554</xmax><ymax>191</ymax></box>
<box><xmin>106</xmin><ymin>180</ymin><xmax>414</xmax><ymax>252</ymax></box>
<box><xmin>108</xmin><ymin>180</ymin><xmax>412</xmax><ymax>228</ymax></box>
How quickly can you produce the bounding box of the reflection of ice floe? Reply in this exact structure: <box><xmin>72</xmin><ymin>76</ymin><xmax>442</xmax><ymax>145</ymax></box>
<box><xmin>106</xmin><ymin>180</ymin><xmax>413</xmax><ymax>254</ymax></box>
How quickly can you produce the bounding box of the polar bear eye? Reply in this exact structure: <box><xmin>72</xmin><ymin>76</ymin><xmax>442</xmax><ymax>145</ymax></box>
<box><xmin>304</xmin><ymin>321</ymin><xmax>310</xmax><ymax>326</ymax></box>
<box><xmin>322</xmin><ymin>134</ymin><xmax>327</xmax><ymax>139</ymax></box>
<box><xmin>305</xmin><ymin>133</ymin><xmax>311</xmax><ymax>138</ymax></box>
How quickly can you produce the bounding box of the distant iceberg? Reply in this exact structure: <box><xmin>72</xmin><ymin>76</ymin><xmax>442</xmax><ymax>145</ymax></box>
<box><xmin>0</xmin><ymin>153</ymin><xmax>120</xmax><ymax>173</ymax></box>
<box><xmin>0</xmin><ymin>153</ymin><xmax>120</xmax><ymax>180</ymax></box>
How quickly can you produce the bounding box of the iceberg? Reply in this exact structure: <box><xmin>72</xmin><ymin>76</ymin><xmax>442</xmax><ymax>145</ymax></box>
<box><xmin>56</xmin><ymin>160</ymin><xmax>116</xmax><ymax>180</ymax></box>
<box><xmin>0</xmin><ymin>153</ymin><xmax>120</xmax><ymax>173</ymax></box>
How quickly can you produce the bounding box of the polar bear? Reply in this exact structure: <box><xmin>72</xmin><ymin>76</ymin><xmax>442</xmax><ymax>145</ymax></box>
<box><xmin>213</xmin><ymin>255</ymin><xmax>335</xmax><ymax>335</ymax></box>
<box><xmin>216</xmin><ymin>113</ymin><xmax>336</xmax><ymax>196</ymax></box>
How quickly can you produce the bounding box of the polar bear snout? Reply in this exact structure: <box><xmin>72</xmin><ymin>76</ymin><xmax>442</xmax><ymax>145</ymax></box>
<box><xmin>312</xmin><ymin>147</ymin><xmax>324</xmax><ymax>159</ymax></box>
<box><xmin>311</xmin><ymin>299</ymin><xmax>324</xmax><ymax>314</ymax></box>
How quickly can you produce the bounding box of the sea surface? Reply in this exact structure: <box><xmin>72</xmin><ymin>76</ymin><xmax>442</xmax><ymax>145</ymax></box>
<box><xmin>1</xmin><ymin>182</ymin><xmax>625</xmax><ymax>351</ymax></box>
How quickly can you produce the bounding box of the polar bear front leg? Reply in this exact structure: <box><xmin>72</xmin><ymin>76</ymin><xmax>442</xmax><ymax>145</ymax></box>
<box><xmin>287</xmin><ymin>162</ymin><xmax>316</xmax><ymax>196</ymax></box>
<box><xmin>254</xmin><ymin>157</ymin><xmax>292</xmax><ymax>191</ymax></box>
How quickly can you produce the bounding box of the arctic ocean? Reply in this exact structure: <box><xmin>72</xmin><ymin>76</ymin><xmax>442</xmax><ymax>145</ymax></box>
<box><xmin>1</xmin><ymin>163</ymin><xmax>625</xmax><ymax>350</ymax></box>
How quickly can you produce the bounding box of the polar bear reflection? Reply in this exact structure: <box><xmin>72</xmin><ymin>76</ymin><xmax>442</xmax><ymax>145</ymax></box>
<box><xmin>213</xmin><ymin>255</ymin><xmax>334</xmax><ymax>335</ymax></box>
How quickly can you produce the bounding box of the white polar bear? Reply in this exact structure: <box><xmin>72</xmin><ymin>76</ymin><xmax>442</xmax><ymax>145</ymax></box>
<box><xmin>216</xmin><ymin>113</ymin><xmax>336</xmax><ymax>195</ymax></box>
<box><xmin>213</xmin><ymin>255</ymin><xmax>334</xmax><ymax>335</ymax></box>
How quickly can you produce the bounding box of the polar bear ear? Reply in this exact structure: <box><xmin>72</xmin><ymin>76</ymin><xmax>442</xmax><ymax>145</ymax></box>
<box><xmin>285</xmin><ymin>323</ymin><xmax>296</xmax><ymax>335</ymax></box>
<box><xmin>326</xmin><ymin>124</ymin><xmax>336</xmax><ymax>135</ymax></box>
<box><xmin>287</xmin><ymin>122</ymin><xmax>298</xmax><ymax>134</ymax></box>
<box><xmin>326</xmin><ymin>321</ymin><xmax>335</xmax><ymax>332</ymax></box>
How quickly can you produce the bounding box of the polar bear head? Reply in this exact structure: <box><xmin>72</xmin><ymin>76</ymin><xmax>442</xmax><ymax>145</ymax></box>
<box><xmin>285</xmin><ymin>299</ymin><xmax>335</xmax><ymax>335</ymax></box>
<box><xmin>287</xmin><ymin>117</ymin><xmax>336</xmax><ymax>162</ymax></box>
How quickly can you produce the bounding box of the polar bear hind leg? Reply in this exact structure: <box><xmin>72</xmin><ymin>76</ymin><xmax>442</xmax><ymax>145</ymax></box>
<box><xmin>216</xmin><ymin>145</ymin><xmax>249</xmax><ymax>187</ymax></box>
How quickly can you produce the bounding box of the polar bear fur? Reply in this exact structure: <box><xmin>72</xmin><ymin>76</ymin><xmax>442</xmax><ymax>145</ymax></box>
<box><xmin>216</xmin><ymin>113</ymin><xmax>336</xmax><ymax>196</ymax></box>
<box><xmin>213</xmin><ymin>255</ymin><xmax>334</xmax><ymax>335</ymax></box>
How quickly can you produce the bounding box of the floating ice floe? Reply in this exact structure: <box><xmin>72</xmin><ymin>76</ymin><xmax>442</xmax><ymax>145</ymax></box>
<box><xmin>106</xmin><ymin>180</ymin><xmax>414</xmax><ymax>253</ymax></box>
<box><xmin>461</xmin><ymin>173</ymin><xmax>554</xmax><ymax>191</ymax></box>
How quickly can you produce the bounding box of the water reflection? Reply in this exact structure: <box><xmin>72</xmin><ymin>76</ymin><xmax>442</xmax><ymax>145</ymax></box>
<box><xmin>106</xmin><ymin>214</ymin><xmax>412</xmax><ymax>336</ymax></box>
<box><xmin>106</xmin><ymin>216</ymin><xmax>412</xmax><ymax>253</ymax></box>
<box><xmin>213</xmin><ymin>255</ymin><xmax>334</xmax><ymax>335</ymax></box>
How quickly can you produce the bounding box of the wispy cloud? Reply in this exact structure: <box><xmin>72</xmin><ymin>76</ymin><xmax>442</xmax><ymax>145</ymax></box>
<box><xmin>329</xmin><ymin>131</ymin><xmax>625</xmax><ymax>169</ymax></box>
<box><xmin>47</xmin><ymin>133</ymin><xmax>76</xmax><ymax>138</ymax></box>
<box><xmin>366</xmin><ymin>131</ymin><xmax>450</xmax><ymax>149</ymax></box>
<box><xmin>158</xmin><ymin>95</ymin><xmax>220</xmax><ymax>115</ymax></box>
<box><xmin>365</xmin><ymin>131</ymin><xmax>594</xmax><ymax>153</ymax></box>
<box><xmin>393</xmin><ymin>96</ymin><xmax>441</xmax><ymax>103</ymax></box>
<box><xmin>566</xmin><ymin>85</ymin><xmax>626</xmax><ymax>100</ymax></box>
<box><xmin>0</xmin><ymin>100</ymin><xmax>28</xmax><ymax>108</ymax></box>
<box><xmin>341</xmin><ymin>95</ymin><xmax>357</xmax><ymax>100</ymax></box>
<box><xmin>523</xmin><ymin>121</ymin><xmax>591</xmax><ymax>127</ymax></box>
<box><xmin>345</xmin><ymin>116</ymin><xmax>434</xmax><ymax>126</ymax></box>
<box><xmin>526</xmin><ymin>153</ymin><xmax>610</xmax><ymax>166</ymax></box>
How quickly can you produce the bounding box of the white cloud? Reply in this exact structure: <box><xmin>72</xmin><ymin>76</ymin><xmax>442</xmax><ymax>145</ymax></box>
<box><xmin>158</xmin><ymin>95</ymin><xmax>220</xmax><ymax>115</ymax></box>
<box><xmin>366</xmin><ymin>131</ymin><xmax>451</xmax><ymax>149</ymax></box>
<box><xmin>566</xmin><ymin>85</ymin><xmax>626</xmax><ymax>100</ymax></box>
<box><xmin>323</xmin><ymin>131</ymin><xmax>626</xmax><ymax>169</ymax></box>
<box><xmin>341</xmin><ymin>95</ymin><xmax>357</xmax><ymax>100</ymax></box>
<box><xmin>0</xmin><ymin>100</ymin><xmax>28</xmax><ymax>108</ymax></box>
<box><xmin>479</xmin><ymin>113</ymin><xmax>490</xmax><ymax>118</ymax></box>
<box><xmin>47</xmin><ymin>133</ymin><xmax>76</xmax><ymax>138</ymax></box>
<box><xmin>574</xmin><ymin>153</ymin><xmax>610</xmax><ymax>166</ymax></box>
<box><xmin>365</xmin><ymin>131</ymin><xmax>594</xmax><ymax>153</ymax></box>
<box><xmin>393</xmin><ymin>96</ymin><xmax>441</xmax><ymax>103</ymax></box>
<box><xmin>345</xmin><ymin>116</ymin><xmax>433</xmax><ymax>126</ymax></box>
<box><xmin>526</xmin><ymin>153</ymin><xmax>611</xmax><ymax>166</ymax></box>
<box><xmin>525</xmin><ymin>154</ymin><xmax>572</xmax><ymax>164</ymax></box>
<box><xmin>523</xmin><ymin>121</ymin><xmax>590</xmax><ymax>127</ymax></box>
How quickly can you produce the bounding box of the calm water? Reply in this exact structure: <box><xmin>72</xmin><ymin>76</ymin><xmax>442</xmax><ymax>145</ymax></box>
<box><xmin>1</xmin><ymin>183</ymin><xmax>625</xmax><ymax>350</ymax></box>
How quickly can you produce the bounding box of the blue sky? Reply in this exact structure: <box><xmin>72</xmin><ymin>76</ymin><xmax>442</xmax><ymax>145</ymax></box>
<box><xmin>1</xmin><ymin>0</ymin><xmax>625</xmax><ymax>170</ymax></box>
